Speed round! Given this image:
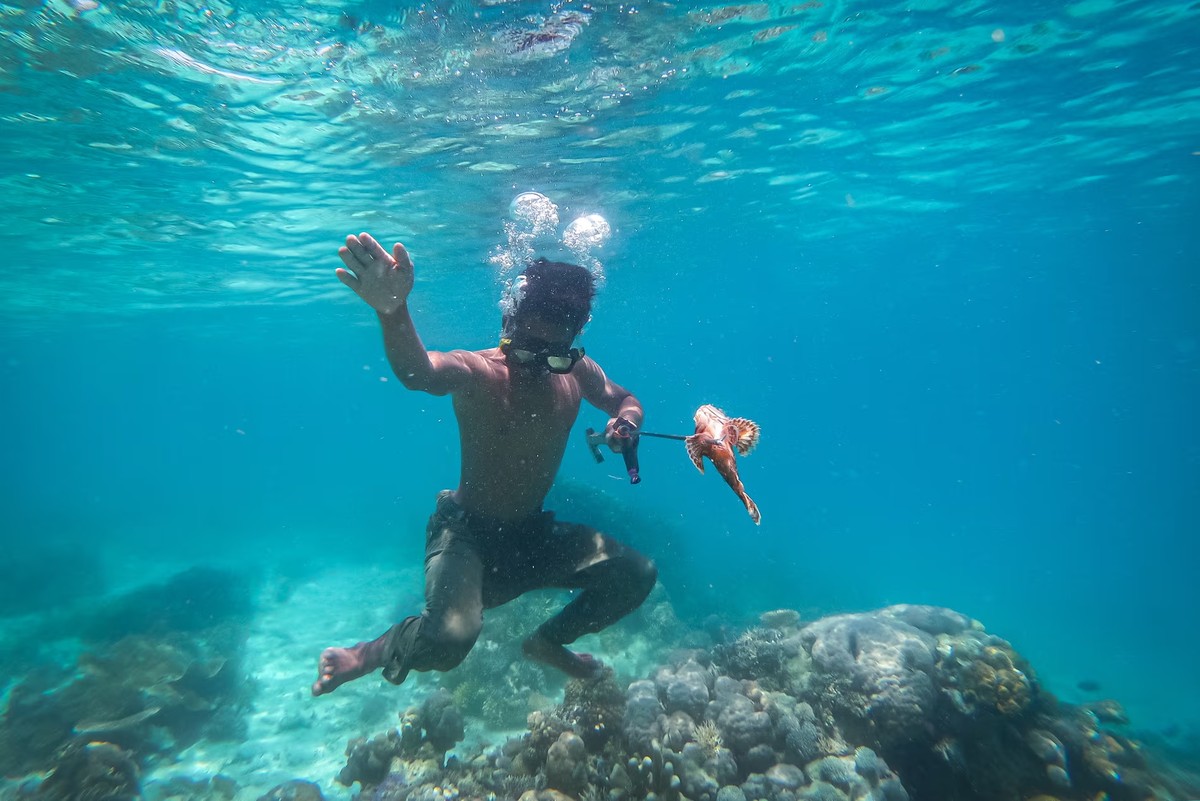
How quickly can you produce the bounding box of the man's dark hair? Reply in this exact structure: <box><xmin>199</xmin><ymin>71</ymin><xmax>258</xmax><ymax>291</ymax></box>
<box><xmin>506</xmin><ymin>258</ymin><xmax>596</xmax><ymax>336</ymax></box>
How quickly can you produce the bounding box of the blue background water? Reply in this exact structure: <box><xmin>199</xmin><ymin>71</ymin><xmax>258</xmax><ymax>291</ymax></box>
<box><xmin>1</xmin><ymin>0</ymin><xmax>1197</xmax><ymax>739</ymax></box>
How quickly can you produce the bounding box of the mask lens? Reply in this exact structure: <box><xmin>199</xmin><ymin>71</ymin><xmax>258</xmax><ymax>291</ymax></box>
<box><xmin>545</xmin><ymin>348</ymin><xmax>582</xmax><ymax>374</ymax></box>
<box><xmin>510</xmin><ymin>348</ymin><xmax>538</xmax><ymax>363</ymax></box>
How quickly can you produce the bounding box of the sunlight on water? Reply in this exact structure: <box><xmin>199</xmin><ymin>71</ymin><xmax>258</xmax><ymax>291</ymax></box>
<box><xmin>0</xmin><ymin>0</ymin><xmax>1196</xmax><ymax>323</ymax></box>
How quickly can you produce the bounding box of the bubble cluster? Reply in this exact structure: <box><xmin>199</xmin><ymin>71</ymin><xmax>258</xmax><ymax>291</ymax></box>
<box><xmin>491</xmin><ymin>192</ymin><xmax>612</xmax><ymax>324</ymax></box>
<box><xmin>497</xmin><ymin>273</ymin><xmax>527</xmax><ymax>330</ymax></box>
<box><xmin>490</xmin><ymin>191</ymin><xmax>560</xmax><ymax>277</ymax></box>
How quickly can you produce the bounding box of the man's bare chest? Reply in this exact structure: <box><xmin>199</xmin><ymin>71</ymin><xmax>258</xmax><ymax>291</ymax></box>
<box><xmin>458</xmin><ymin>377</ymin><xmax>582</xmax><ymax>439</ymax></box>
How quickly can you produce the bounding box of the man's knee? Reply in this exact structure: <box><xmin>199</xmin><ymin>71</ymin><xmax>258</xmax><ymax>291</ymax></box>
<box><xmin>420</xmin><ymin>610</ymin><xmax>482</xmax><ymax>671</ymax></box>
<box><xmin>621</xmin><ymin>551</ymin><xmax>658</xmax><ymax>606</ymax></box>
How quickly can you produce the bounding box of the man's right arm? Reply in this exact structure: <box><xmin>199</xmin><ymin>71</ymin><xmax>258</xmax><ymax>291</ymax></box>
<box><xmin>337</xmin><ymin>232</ymin><xmax>474</xmax><ymax>396</ymax></box>
<box><xmin>376</xmin><ymin>305</ymin><xmax>474</xmax><ymax>396</ymax></box>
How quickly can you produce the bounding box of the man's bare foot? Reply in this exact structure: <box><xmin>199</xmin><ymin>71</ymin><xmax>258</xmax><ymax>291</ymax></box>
<box><xmin>522</xmin><ymin>632</ymin><xmax>604</xmax><ymax>679</ymax></box>
<box><xmin>312</xmin><ymin>637</ymin><xmax>386</xmax><ymax>696</ymax></box>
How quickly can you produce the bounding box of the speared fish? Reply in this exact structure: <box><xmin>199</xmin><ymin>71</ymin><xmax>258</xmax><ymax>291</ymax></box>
<box><xmin>685</xmin><ymin>404</ymin><xmax>762</xmax><ymax>524</ymax></box>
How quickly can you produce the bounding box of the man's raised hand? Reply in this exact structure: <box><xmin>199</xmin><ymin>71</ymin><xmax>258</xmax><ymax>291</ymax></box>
<box><xmin>336</xmin><ymin>232</ymin><xmax>415</xmax><ymax>315</ymax></box>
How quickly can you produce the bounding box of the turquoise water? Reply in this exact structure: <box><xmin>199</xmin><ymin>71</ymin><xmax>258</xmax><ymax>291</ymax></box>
<box><xmin>2</xmin><ymin>0</ymin><xmax>1198</xmax><ymax>756</ymax></box>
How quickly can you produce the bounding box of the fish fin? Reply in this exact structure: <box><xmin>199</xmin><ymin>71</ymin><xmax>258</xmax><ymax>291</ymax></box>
<box><xmin>746</xmin><ymin>496</ymin><xmax>761</xmax><ymax>525</ymax></box>
<box><xmin>730</xmin><ymin>417</ymin><xmax>761</xmax><ymax>456</ymax></box>
<box><xmin>685</xmin><ymin>436</ymin><xmax>706</xmax><ymax>473</ymax></box>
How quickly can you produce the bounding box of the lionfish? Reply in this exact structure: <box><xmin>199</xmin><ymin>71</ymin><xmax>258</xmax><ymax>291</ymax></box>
<box><xmin>685</xmin><ymin>404</ymin><xmax>762</xmax><ymax>524</ymax></box>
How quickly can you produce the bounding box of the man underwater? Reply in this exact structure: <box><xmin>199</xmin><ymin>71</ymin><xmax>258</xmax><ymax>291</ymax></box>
<box><xmin>312</xmin><ymin>232</ymin><xmax>657</xmax><ymax>695</ymax></box>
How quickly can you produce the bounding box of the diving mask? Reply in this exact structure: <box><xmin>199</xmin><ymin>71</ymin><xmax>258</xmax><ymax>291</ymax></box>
<box><xmin>500</xmin><ymin>337</ymin><xmax>585</xmax><ymax>374</ymax></box>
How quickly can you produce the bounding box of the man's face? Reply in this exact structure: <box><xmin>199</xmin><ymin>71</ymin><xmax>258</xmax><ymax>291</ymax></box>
<box><xmin>512</xmin><ymin>314</ymin><xmax>575</xmax><ymax>350</ymax></box>
<box><xmin>504</xmin><ymin>314</ymin><xmax>581</xmax><ymax>376</ymax></box>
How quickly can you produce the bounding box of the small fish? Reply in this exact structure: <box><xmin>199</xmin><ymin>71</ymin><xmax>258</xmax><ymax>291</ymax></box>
<box><xmin>74</xmin><ymin>706</ymin><xmax>161</xmax><ymax>735</ymax></box>
<box><xmin>685</xmin><ymin>404</ymin><xmax>762</xmax><ymax>524</ymax></box>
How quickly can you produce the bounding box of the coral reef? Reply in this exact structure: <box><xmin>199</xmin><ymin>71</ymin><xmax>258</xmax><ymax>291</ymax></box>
<box><xmin>545</xmin><ymin>731</ymin><xmax>588</xmax><ymax>796</ymax></box>
<box><xmin>558</xmin><ymin>667</ymin><xmax>625</xmax><ymax>751</ymax></box>
<box><xmin>800</xmin><ymin>608</ymin><xmax>944</xmax><ymax>751</ymax></box>
<box><xmin>0</xmin><ymin>568</ymin><xmax>253</xmax><ymax>777</ymax></box>
<box><xmin>421</xmin><ymin>690</ymin><xmax>467</xmax><ymax>754</ymax></box>
<box><xmin>23</xmin><ymin>741</ymin><xmax>140</xmax><ymax>801</ymax></box>
<box><xmin>0</xmin><ymin>627</ymin><xmax>249</xmax><ymax>775</ymax></box>
<box><xmin>258</xmin><ymin>780</ymin><xmax>325</xmax><ymax>801</ymax></box>
<box><xmin>338</xmin><ymin>690</ymin><xmax>468</xmax><ymax>792</ymax></box>
<box><xmin>711</xmin><ymin>628</ymin><xmax>795</xmax><ymax>690</ymax></box>
<box><xmin>335</xmin><ymin>604</ymin><xmax>1199</xmax><ymax>801</ymax></box>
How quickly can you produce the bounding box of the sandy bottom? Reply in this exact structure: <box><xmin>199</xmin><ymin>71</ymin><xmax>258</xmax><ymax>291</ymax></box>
<box><xmin>136</xmin><ymin>561</ymin><xmax>640</xmax><ymax>801</ymax></box>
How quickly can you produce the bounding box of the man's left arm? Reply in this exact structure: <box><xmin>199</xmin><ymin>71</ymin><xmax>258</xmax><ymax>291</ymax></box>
<box><xmin>576</xmin><ymin>357</ymin><xmax>643</xmax><ymax>451</ymax></box>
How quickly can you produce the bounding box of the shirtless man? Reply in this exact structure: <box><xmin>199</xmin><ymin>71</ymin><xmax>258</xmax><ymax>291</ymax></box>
<box><xmin>312</xmin><ymin>232</ymin><xmax>657</xmax><ymax>696</ymax></box>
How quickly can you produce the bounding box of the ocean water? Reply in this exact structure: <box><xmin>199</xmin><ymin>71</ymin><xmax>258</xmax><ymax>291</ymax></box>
<box><xmin>1</xmin><ymin>0</ymin><xmax>1198</xmax><ymax>792</ymax></box>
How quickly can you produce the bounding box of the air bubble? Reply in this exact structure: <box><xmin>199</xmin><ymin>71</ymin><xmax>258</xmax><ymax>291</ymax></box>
<box><xmin>564</xmin><ymin>213</ymin><xmax>612</xmax><ymax>253</ymax></box>
<box><xmin>509</xmin><ymin>191</ymin><xmax>559</xmax><ymax>237</ymax></box>
<box><xmin>491</xmin><ymin>191</ymin><xmax>561</xmax><ymax>277</ymax></box>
